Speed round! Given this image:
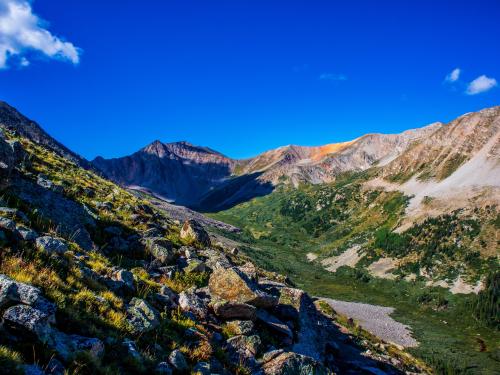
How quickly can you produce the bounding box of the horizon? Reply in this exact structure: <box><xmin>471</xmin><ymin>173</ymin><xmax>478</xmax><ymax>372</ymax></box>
<box><xmin>1</xmin><ymin>0</ymin><xmax>499</xmax><ymax>160</ymax></box>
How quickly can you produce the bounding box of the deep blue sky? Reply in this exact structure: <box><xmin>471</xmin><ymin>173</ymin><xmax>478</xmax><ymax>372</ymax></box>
<box><xmin>1</xmin><ymin>0</ymin><xmax>499</xmax><ymax>160</ymax></box>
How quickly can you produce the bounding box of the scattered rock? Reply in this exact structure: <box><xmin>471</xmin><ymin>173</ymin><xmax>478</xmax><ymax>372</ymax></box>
<box><xmin>212</xmin><ymin>300</ymin><xmax>257</xmax><ymax>321</ymax></box>
<box><xmin>178</xmin><ymin>291</ymin><xmax>207</xmax><ymax>320</ymax></box>
<box><xmin>227</xmin><ymin>334</ymin><xmax>261</xmax><ymax>361</ymax></box>
<box><xmin>122</xmin><ymin>339</ymin><xmax>142</xmax><ymax>361</ymax></box>
<box><xmin>144</xmin><ymin>237</ymin><xmax>174</xmax><ymax>264</ymax></box>
<box><xmin>111</xmin><ymin>269</ymin><xmax>135</xmax><ymax>291</ymax></box>
<box><xmin>3</xmin><ymin>304</ymin><xmax>52</xmax><ymax>343</ymax></box>
<box><xmin>35</xmin><ymin>236</ymin><xmax>68</xmax><ymax>255</ymax></box>
<box><xmin>49</xmin><ymin>331</ymin><xmax>105</xmax><ymax>361</ymax></box>
<box><xmin>208</xmin><ymin>267</ymin><xmax>277</xmax><ymax>309</ymax></box>
<box><xmin>126</xmin><ymin>298</ymin><xmax>160</xmax><ymax>333</ymax></box>
<box><xmin>180</xmin><ymin>219</ymin><xmax>211</xmax><ymax>246</ymax></box>
<box><xmin>16</xmin><ymin>225</ymin><xmax>38</xmax><ymax>241</ymax></box>
<box><xmin>168</xmin><ymin>349</ymin><xmax>188</xmax><ymax>371</ymax></box>
<box><xmin>261</xmin><ymin>351</ymin><xmax>327</xmax><ymax>375</ymax></box>
<box><xmin>184</xmin><ymin>258</ymin><xmax>206</xmax><ymax>273</ymax></box>
<box><xmin>226</xmin><ymin>320</ymin><xmax>255</xmax><ymax>335</ymax></box>
<box><xmin>256</xmin><ymin>309</ymin><xmax>293</xmax><ymax>342</ymax></box>
<box><xmin>0</xmin><ymin>217</ymin><xmax>16</xmax><ymax>231</ymax></box>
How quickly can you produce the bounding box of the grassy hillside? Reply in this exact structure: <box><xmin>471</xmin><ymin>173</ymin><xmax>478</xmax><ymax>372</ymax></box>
<box><xmin>210</xmin><ymin>173</ymin><xmax>500</xmax><ymax>374</ymax></box>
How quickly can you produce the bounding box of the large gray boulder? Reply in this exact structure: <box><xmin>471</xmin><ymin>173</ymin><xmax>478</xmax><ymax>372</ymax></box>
<box><xmin>49</xmin><ymin>331</ymin><xmax>105</xmax><ymax>361</ymax></box>
<box><xmin>208</xmin><ymin>267</ymin><xmax>277</xmax><ymax>309</ymax></box>
<box><xmin>144</xmin><ymin>237</ymin><xmax>174</xmax><ymax>264</ymax></box>
<box><xmin>212</xmin><ymin>300</ymin><xmax>257</xmax><ymax>321</ymax></box>
<box><xmin>261</xmin><ymin>351</ymin><xmax>328</xmax><ymax>375</ymax></box>
<box><xmin>36</xmin><ymin>236</ymin><xmax>69</xmax><ymax>255</ymax></box>
<box><xmin>126</xmin><ymin>297</ymin><xmax>160</xmax><ymax>334</ymax></box>
<box><xmin>0</xmin><ymin>274</ymin><xmax>56</xmax><ymax>320</ymax></box>
<box><xmin>3</xmin><ymin>304</ymin><xmax>53</xmax><ymax>343</ymax></box>
<box><xmin>178</xmin><ymin>291</ymin><xmax>207</xmax><ymax>320</ymax></box>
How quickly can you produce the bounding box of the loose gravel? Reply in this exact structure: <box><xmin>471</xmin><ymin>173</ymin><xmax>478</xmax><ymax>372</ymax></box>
<box><xmin>320</xmin><ymin>298</ymin><xmax>418</xmax><ymax>348</ymax></box>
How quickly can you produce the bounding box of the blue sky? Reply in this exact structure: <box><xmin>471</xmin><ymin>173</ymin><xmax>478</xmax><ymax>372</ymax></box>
<box><xmin>0</xmin><ymin>0</ymin><xmax>499</xmax><ymax>160</ymax></box>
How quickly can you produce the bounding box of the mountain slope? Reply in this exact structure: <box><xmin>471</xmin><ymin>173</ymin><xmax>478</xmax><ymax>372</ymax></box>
<box><xmin>92</xmin><ymin>119</ymin><xmax>440</xmax><ymax>210</ymax></box>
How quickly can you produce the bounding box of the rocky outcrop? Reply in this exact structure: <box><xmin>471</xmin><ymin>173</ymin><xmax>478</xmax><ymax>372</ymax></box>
<box><xmin>180</xmin><ymin>219</ymin><xmax>211</xmax><ymax>246</ymax></box>
<box><xmin>208</xmin><ymin>267</ymin><xmax>278</xmax><ymax>308</ymax></box>
<box><xmin>126</xmin><ymin>298</ymin><xmax>160</xmax><ymax>333</ymax></box>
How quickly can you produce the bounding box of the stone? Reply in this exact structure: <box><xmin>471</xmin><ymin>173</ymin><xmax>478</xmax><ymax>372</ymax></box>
<box><xmin>35</xmin><ymin>236</ymin><xmax>68</xmax><ymax>255</ymax></box>
<box><xmin>144</xmin><ymin>237</ymin><xmax>174</xmax><ymax>264</ymax></box>
<box><xmin>122</xmin><ymin>339</ymin><xmax>142</xmax><ymax>361</ymax></box>
<box><xmin>0</xmin><ymin>217</ymin><xmax>16</xmax><ymax>231</ymax></box>
<box><xmin>168</xmin><ymin>349</ymin><xmax>188</xmax><ymax>371</ymax></box>
<box><xmin>226</xmin><ymin>320</ymin><xmax>255</xmax><ymax>335</ymax></box>
<box><xmin>155</xmin><ymin>285</ymin><xmax>178</xmax><ymax>308</ymax></box>
<box><xmin>256</xmin><ymin>309</ymin><xmax>293</xmax><ymax>342</ymax></box>
<box><xmin>178</xmin><ymin>291</ymin><xmax>207</xmax><ymax>320</ymax></box>
<box><xmin>16</xmin><ymin>225</ymin><xmax>38</xmax><ymax>241</ymax></box>
<box><xmin>112</xmin><ymin>269</ymin><xmax>135</xmax><ymax>291</ymax></box>
<box><xmin>238</xmin><ymin>261</ymin><xmax>258</xmax><ymax>281</ymax></box>
<box><xmin>155</xmin><ymin>362</ymin><xmax>173</xmax><ymax>375</ymax></box>
<box><xmin>261</xmin><ymin>351</ymin><xmax>327</xmax><ymax>375</ymax></box>
<box><xmin>184</xmin><ymin>258</ymin><xmax>206</xmax><ymax>273</ymax></box>
<box><xmin>201</xmin><ymin>248</ymin><xmax>232</xmax><ymax>270</ymax></box>
<box><xmin>212</xmin><ymin>301</ymin><xmax>257</xmax><ymax>321</ymax></box>
<box><xmin>126</xmin><ymin>298</ymin><xmax>160</xmax><ymax>333</ymax></box>
<box><xmin>49</xmin><ymin>331</ymin><xmax>105</xmax><ymax>361</ymax></box>
<box><xmin>208</xmin><ymin>267</ymin><xmax>278</xmax><ymax>309</ymax></box>
<box><xmin>227</xmin><ymin>334</ymin><xmax>261</xmax><ymax>359</ymax></box>
<box><xmin>0</xmin><ymin>274</ymin><xmax>56</xmax><ymax>320</ymax></box>
<box><xmin>180</xmin><ymin>219</ymin><xmax>211</xmax><ymax>246</ymax></box>
<box><xmin>3</xmin><ymin>305</ymin><xmax>52</xmax><ymax>343</ymax></box>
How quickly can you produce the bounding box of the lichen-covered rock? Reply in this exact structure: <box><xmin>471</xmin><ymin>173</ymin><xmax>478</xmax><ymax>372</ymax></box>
<box><xmin>0</xmin><ymin>274</ymin><xmax>56</xmax><ymax>320</ymax></box>
<box><xmin>226</xmin><ymin>320</ymin><xmax>255</xmax><ymax>335</ymax></box>
<box><xmin>144</xmin><ymin>237</ymin><xmax>174</xmax><ymax>264</ymax></box>
<box><xmin>180</xmin><ymin>219</ymin><xmax>211</xmax><ymax>246</ymax></box>
<box><xmin>208</xmin><ymin>267</ymin><xmax>278</xmax><ymax>308</ymax></box>
<box><xmin>35</xmin><ymin>236</ymin><xmax>69</xmax><ymax>255</ymax></box>
<box><xmin>184</xmin><ymin>258</ymin><xmax>206</xmax><ymax>273</ymax></box>
<box><xmin>178</xmin><ymin>291</ymin><xmax>207</xmax><ymax>320</ymax></box>
<box><xmin>227</xmin><ymin>334</ymin><xmax>262</xmax><ymax>363</ymax></box>
<box><xmin>49</xmin><ymin>331</ymin><xmax>105</xmax><ymax>361</ymax></box>
<box><xmin>261</xmin><ymin>351</ymin><xmax>328</xmax><ymax>375</ymax></box>
<box><xmin>126</xmin><ymin>297</ymin><xmax>160</xmax><ymax>333</ymax></box>
<box><xmin>213</xmin><ymin>300</ymin><xmax>257</xmax><ymax>321</ymax></box>
<box><xmin>3</xmin><ymin>304</ymin><xmax>52</xmax><ymax>343</ymax></box>
<box><xmin>168</xmin><ymin>349</ymin><xmax>188</xmax><ymax>371</ymax></box>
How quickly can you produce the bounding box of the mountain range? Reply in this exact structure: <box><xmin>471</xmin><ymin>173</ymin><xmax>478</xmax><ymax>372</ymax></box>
<box><xmin>92</xmin><ymin>106</ymin><xmax>500</xmax><ymax>213</ymax></box>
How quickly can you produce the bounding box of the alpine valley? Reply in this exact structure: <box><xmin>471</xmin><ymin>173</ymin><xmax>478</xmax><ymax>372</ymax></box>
<box><xmin>0</xmin><ymin>100</ymin><xmax>499</xmax><ymax>375</ymax></box>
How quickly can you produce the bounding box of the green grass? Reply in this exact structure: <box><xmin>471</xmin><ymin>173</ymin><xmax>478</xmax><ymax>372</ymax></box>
<box><xmin>210</xmin><ymin>179</ymin><xmax>500</xmax><ymax>374</ymax></box>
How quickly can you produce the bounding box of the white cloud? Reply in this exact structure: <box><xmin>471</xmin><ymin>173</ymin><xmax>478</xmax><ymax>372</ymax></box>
<box><xmin>319</xmin><ymin>73</ymin><xmax>347</xmax><ymax>81</ymax></box>
<box><xmin>0</xmin><ymin>0</ymin><xmax>81</xmax><ymax>69</ymax></box>
<box><xmin>445</xmin><ymin>68</ymin><xmax>460</xmax><ymax>83</ymax></box>
<box><xmin>466</xmin><ymin>75</ymin><xmax>498</xmax><ymax>95</ymax></box>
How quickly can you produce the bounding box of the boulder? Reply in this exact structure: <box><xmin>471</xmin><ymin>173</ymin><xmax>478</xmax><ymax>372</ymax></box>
<box><xmin>256</xmin><ymin>309</ymin><xmax>293</xmax><ymax>343</ymax></box>
<box><xmin>184</xmin><ymin>258</ymin><xmax>206</xmax><ymax>273</ymax></box>
<box><xmin>200</xmin><ymin>248</ymin><xmax>232</xmax><ymax>270</ymax></box>
<box><xmin>16</xmin><ymin>225</ymin><xmax>38</xmax><ymax>241</ymax></box>
<box><xmin>126</xmin><ymin>298</ymin><xmax>160</xmax><ymax>334</ymax></box>
<box><xmin>0</xmin><ymin>274</ymin><xmax>56</xmax><ymax>320</ymax></box>
<box><xmin>238</xmin><ymin>261</ymin><xmax>258</xmax><ymax>281</ymax></box>
<box><xmin>225</xmin><ymin>320</ymin><xmax>255</xmax><ymax>336</ymax></box>
<box><xmin>227</xmin><ymin>334</ymin><xmax>261</xmax><ymax>361</ymax></box>
<box><xmin>212</xmin><ymin>300</ymin><xmax>257</xmax><ymax>321</ymax></box>
<box><xmin>144</xmin><ymin>237</ymin><xmax>174</xmax><ymax>264</ymax></box>
<box><xmin>155</xmin><ymin>362</ymin><xmax>173</xmax><ymax>375</ymax></box>
<box><xmin>122</xmin><ymin>339</ymin><xmax>142</xmax><ymax>361</ymax></box>
<box><xmin>0</xmin><ymin>217</ymin><xmax>16</xmax><ymax>231</ymax></box>
<box><xmin>49</xmin><ymin>331</ymin><xmax>104</xmax><ymax>361</ymax></box>
<box><xmin>111</xmin><ymin>269</ymin><xmax>135</xmax><ymax>291</ymax></box>
<box><xmin>261</xmin><ymin>351</ymin><xmax>327</xmax><ymax>375</ymax></box>
<box><xmin>178</xmin><ymin>291</ymin><xmax>207</xmax><ymax>320</ymax></box>
<box><xmin>180</xmin><ymin>219</ymin><xmax>211</xmax><ymax>246</ymax></box>
<box><xmin>208</xmin><ymin>267</ymin><xmax>278</xmax><ymax>309</ymax></box>
<box><xmin>168</xmin><ymin>349</ymin><xmax>188</xmax><ymax>371</ymax></box>
<box><xmin>154</xmin><ymin>285</ymin><xmax>178</xmax><ymax>308</ymax></box>
<box><xmin>35</xmin><ymin>236</ymin><xmax>68</xmax><ymax>255</ymax></box>
<box><xmin>2</xmin><ymin>304</ymin><xmax>52</xmax><ymax>343</ymax></box>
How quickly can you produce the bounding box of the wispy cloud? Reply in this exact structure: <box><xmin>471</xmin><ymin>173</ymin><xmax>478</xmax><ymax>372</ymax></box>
<box><xmin>0</xmin><ymin>0</ymin><xmax>81</xmax><ymax>69</ymax></box>
<box><xmin>319</xmin><ymin>73</ymin><xmax>347</xmax><ymax>81</ymax></box>
<box><xmin>444</xmin><ymin>68</ymin><xmax>460</xmax><ymax>83</ymax></box>
<box><xmin>466</xmin><ymin>75</ymin><xmax>498</xmax><ymax>95</ymax></box>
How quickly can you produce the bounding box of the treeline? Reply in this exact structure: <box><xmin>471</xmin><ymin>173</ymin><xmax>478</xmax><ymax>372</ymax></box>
<box><xmin>470</xmin><ymin>271</ymin><xmax>499</xmax><ymax>330</ymax></box>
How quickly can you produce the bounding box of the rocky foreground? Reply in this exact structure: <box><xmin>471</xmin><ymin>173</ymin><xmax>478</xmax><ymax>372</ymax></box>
<box><xmin>0</xmin><ymin>116</ymin><xmax>429</xmax><ymax>374</ymax></box>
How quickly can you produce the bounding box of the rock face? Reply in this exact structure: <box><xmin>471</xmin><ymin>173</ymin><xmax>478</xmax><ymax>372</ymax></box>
<box><xmin>180</xmin><ymin>219</ymin><xmax>211</xmax><ymax>246</ymax></box>
<box><xmin>261</xmin><ymin>351</ymin><xmax>327</xmax><ymax>375</ymax></box>
<box><xmin>208</xmin><ymin>267</ymin><xmax>278</xmax><ymax>308</ymax></box>
<box><xmin>126</xmin><ymin>298</ymin><xmax>160</xmax><ymax>333</ymax></box>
